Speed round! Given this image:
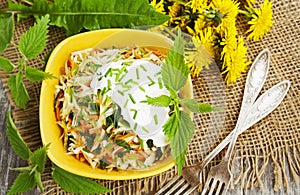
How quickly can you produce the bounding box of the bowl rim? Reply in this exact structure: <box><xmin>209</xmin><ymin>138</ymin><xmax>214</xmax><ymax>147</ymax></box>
<box><xmin>40</xmin><ymin>29</ymin><xmax>193</xmax><ymax>180</ymax></box>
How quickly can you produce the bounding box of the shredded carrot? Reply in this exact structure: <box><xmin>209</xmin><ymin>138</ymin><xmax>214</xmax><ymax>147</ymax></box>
<box><xmin>151</xmin><ymin>50</ymin><xmax>162</xmax><ymax>56</ymax></box>
<box><xmin>68</xmin><ymin>117</ymin><xmax>72</xmax><ymax>124</ymax></box>
<box><xmin>124</xmin><ymin>50</ymin><xmax>132</xmax><ymax>58</ymax></box>
<box><xmin>55</xmin><ymin>107</ymin><xmax>61</xmax><ymax>121</ymax></box>
<box><xmin>114</xmin><ymin>133</ymin><xmax>135</xmax><ymax>140</ymax></box>
<box><xmin>89</xmin><ymin>114</ymin><xmax>99</xmax><ymax>120</ymax></box>
<box><xmin>134</xmin><ymin>49</ymin><xmax>142</xmax><ymax>59</ymax></box>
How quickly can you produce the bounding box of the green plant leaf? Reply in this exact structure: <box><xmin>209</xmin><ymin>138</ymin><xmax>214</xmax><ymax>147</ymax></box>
<box><xmin>7</xmin><ymin>171</ymin><xmax>36</xmax><ymax>195</ymax></box>
<box><xmin>6</xmin><ymin>111</ymin><xmax>32</xmax><ymax>160</ymax></box>
<box><xmin>52</xmin><ymin>165</ymin><xmax>112</xmax><ymax>194</ymax></box>
<box><xmin>0</xmin><ymin>13</ymin><xmax>14</xmax><ymax>54</ymax></box>
<box><xmin>163</xmin><ymin>111</ymin><xmax>180</xmax><ymax>140</ymax></box>
<box><xmin>180</xmin><ymin>99</ymin><xmax>222</xmax><ymax>113</ymax></box>
<box><xmin>25</xmin><ymin>67</ymin><xmax>55</xmax><ymax>82</ymax></box>
<box><xmin>6</xmin><ymin>0</ymin><xmax>170</xmax><ymax>36</ymax></box>
<box><xmin>29</xmin><ymin>144</ymin><xmax>49</xmax><ymax>173</ymax></box>
<box><xmin>141</xmin><ymin>95</ymin><xmax>171</xmax><ymax>107</ymax></box>
<box><xmin>7</xmin><ymin>73</ymin><xmax>30</xmax><ymax>109</ymax></box>
<box><xmin>18</xmin><ymin>14</ymin><xmax>49</xmax><ymax>60</ymax></box>
<box><xmin>34</xmin><ymin>171</ymin><xmax>44</xmax><ymax>192</ymax></box>
<box><xmin>0</xmin><ymin>56</ymin><xmax>15</xmax><ymax>72</ymax></box>
<box><xmin>170</xmin><ymin>111</ymin><xmax>195</xmax><ymax>175</ymax></box>
<box><xmin>162</xmin><ymin>29</ymin><xmax>190</xmax><ymax>91</ymax></box>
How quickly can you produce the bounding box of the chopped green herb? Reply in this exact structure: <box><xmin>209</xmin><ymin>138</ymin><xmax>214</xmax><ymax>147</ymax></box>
<box><xmin>140</xmin><ymin>139</ymin><xmax>144</xmax><ymax>149</ymax></box>
<box><xmin>154</xmin><ymin>114</ymin><xmax>158</xmax><ymax>125</ymax></box>
<box><xmin>142</xmin><ymin>126</ymin><xmax>150</xmax><ymax>133</ymax></box>
<box><xmin>140</xmin><ymin>65</ymin><xmax>147</xmax><ymax>72</ymax></box>
<box><xmin>116</xmin><ymin>82</ymin><xmax>131</xmax><ymax>89</ymax></box>
<box><xmin>101</xmin><ymin>87</ymin><xmax>108</xmax><ymax>95</ymax></box>
<box><xmin>147</xmin><ymin>76</ymin><xmax>155</xmax><ymax>86</ymax></box>
<box><xmin>133</xmin><ymin>123</ymin><xmax>138</xmax><ymax>131</ymax></box>
<box><xmin>118</xmin><ymin>74</ymin><xmax>126</xmax><ymax>82</ymax></box>
<box><xmin>130</xmin><ymin>109</ymin><xmax>138</xmax><ymax>120</ymax></box>
<box><xmin>138</xmin><ymin>86</ymin><xmax>146</xmax><ymax>92</ymax></box>
<box><xmin>117</xmin><ymin>90</ymin><xmax>125</xmax><ymax>96</ymax></box>
<box><xmin>121</xmin><ymin>88</ymin><xmax>131</xmax><ymax>94</ymax></box>
<box><xmin>125</xmin><ymin>79</ymin><xmax>133</xmax><ymax>85</ymax></box>
<box><xmin>114</xmin><ymin>140</ymin><xmax>132</xmax><ymax>150</ymax></box>
<box><xmin>68</xmin><ymin>87</ymin><xmax>73</xmax><ymax>103</ymax></box>
<box><xmin>158</xmin><ymin>77</ymin><xmax>163</xmax><ymax>89</ymax></box>
<box><xmin>104</xmin><ymin>68</ymin><xmax>112</xmax><ymax>77</ymax></box>
<box><xmin>128</xmin><ymin>93</ymin><xmax>136</xmax><ymax>104</ymax></box>
<box><xmin>136</xmin><ymin>68</ymin><xmax>140</xmax><ymax>79</ymax></box>
<box><xmin>72</xmin><ymin>66</ymin><xmax>79</xmax><ymax>75</ymax></box>
<box><xmin>123</xmin><ymin>99</ymin><xmax>129</xmax><ymax>108</ymax></box>
<box><xmin>107</xmin><ymin>79</ymin><xmax>111</xmax><ymax>89</ymax></box>
<box><xmin>125</xmin><ymin>79</ymin><xmax>139</xmax><ymax>85</ymax></box>
<box><xmin>154</xmin><ymin>71</ymin><xmax>161</xmax><ymax>77</ymax></box>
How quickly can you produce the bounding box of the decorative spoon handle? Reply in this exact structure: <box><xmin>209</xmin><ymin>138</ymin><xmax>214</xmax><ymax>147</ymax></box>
<box><xmin>238</xmin><ymin>49</ymin><xmax>271</xmax><ymax>122</ymax></box>
<box><xmin>243</xmin><ymin>80</ymin><xmax>291</xmax><ymax>130</ymax></box>
<box><xmin>224</xmin><ymin>49</ymin><xmax>271</xmax><ymax>159</ymax></box>
<box><xmin>200</xmin><ymin>80</ymin><xmax>290</xmax><ymax>169</ymax></box>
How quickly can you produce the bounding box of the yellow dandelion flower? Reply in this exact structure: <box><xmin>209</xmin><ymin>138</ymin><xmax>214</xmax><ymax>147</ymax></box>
<box><xmin>186</xmin><ymin>27</ymin><xmax>215</xmax><ymax>76</ymax></box>
<box><xmin>211</xmin><ymin>0</ymin><xmax>240</xmax><ymax>21</ymax></box>
<box><xmin>150</xmin><ymin>0</ymin><xmax>165</xmax><ymax>14</ymax></box>
<box><xmin>246</xmin><ymin>0</ymin><xmax>256</xmax><ymax>7</ymax></box>
<box><xmin>196</xmin><ymin>27</ymin><xmax>216</xmax><ymax>58</ymax></box>
<box><xmin>247</xmin><ymin>0</ymin><xmax>273</xmax><ymax>41</ymax></box>
<box><xmin>187</xmin><ymin>15</ymin><xmax>207</xmax><ymax>35</ymax></box>
<box><xmin>191</xmin><ymin>0</ymin><xmax>209</xmax><ymax>13</ymax></box>
<box><xmin>168</xmin><ymin>2</ymin><xmax>182</xmax><ymax>22</ymax></box>
<box><xmin>216</xmin><ymin>19</ymin><xmax>237</xmax><ymax>68</ymax></box>
<box><xmin>222</xmin><ymin>37</ymin><xmax>250</xmax><ymax>85</ymax></box>
<box><xmin>194</xmin><ymin>15</ymin><xmax>207</xmax><ymax>32</ymax></box>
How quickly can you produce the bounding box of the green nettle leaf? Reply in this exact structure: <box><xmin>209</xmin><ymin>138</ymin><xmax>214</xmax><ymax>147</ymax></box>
<box><xmin>6</xmin><ymin>111</ymin><xmax>32</xmax><ymax>160</ymax></box>
<box><xmin>0</xmin><ymin>56</ymin><xmax>15</xmax><ymax>72</ymax></box>
<box><xmin>180</xmin><ymin>99</ymin><xmax>222</xmax><ymax>113</ymax></box>
<box><xmin>142</xmin><ymin>95</ymin><xmax>171</xmax><ymax>107</ymax></box>
<box><xmin>170</xmin><ymin>111</ymin><xmax>195</xmax><ymax>175</ymax></box>
<box><xmin>7</xmin><ymin>171</ymin><xmax>36</xmax><ymax>195</ymax></box>
<box><xmin>52</xmin><ymin>165</ymin><xmax>112</xmax><ymax>194</ymax></box>
<box><xmin>163</xmin><ymin>111</ymin><xmax>180</xmax><ymax>139</ymax></box>
<box><xmin>174</xmin><ymin>150</ymin><xmax>187</xmax><ymax>175</ymax></box>
<box><xmin>162</xmin><ymin>30</ymin><xmax>190</xmax><ymax>91</ymax></box>
<box><xmin>6</xmin><ymin>0</ymin><xmax>170</xmax><ymax>35</ymax></box>
<box><xmin>18</xmin><ymin>14</ymin><xmax>50</xmax><ymax>60</ymax></box>
<box><xmin>26</xmin><ymin>67</ymin><xmax>55</xmax><ymax>82</ymax></box>
<box><xmin>29</xmin><ymin>144</ymin><xmax>49</xmax><ymax>173</ymax></box>
<box><xmin>7</xmin><ymin>73</ymin><xmax>30</xmax><ymax>109</ymax></box>
<box><xmin>34</xmin><ymin>171</ymin><xmax>44</xmax><ymax>192</ymax></box>
<box><xmin>0</xmin><ymin>13</ymin><xmax>14</xmax><ymax>54</ymax></box>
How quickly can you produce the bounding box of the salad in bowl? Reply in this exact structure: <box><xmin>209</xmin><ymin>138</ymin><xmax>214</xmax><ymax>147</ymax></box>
<box><xmin>40</xmin><ymin>28</ymin><xmax>214</xmax><ymax>179</ymax></box>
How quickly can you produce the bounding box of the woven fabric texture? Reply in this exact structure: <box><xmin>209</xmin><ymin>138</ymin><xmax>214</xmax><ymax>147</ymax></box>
<box><xmin>0</xmin><ymin>0</ymin><xmax>299</xmax><ymax>194</ymax></box>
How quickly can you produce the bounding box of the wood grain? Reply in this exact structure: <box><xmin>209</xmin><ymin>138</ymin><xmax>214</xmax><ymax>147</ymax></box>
<box><xmin>0</xmin><ymin>82</ymin><xmax>39</xmax><ymax>195</ymax></box>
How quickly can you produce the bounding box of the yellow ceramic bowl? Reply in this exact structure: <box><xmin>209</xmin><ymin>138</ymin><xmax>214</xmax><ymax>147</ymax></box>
<box><xmin>40</xmin><ymin>29</ymin><xmax>193</xmax><ymax>180</ymax></box>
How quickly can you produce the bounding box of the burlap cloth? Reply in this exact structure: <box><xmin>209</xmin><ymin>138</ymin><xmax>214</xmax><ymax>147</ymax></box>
<box><xmin>0</xmin><ymin>0</ymin><xmax>299</xmax><ymax>194</ymax></box>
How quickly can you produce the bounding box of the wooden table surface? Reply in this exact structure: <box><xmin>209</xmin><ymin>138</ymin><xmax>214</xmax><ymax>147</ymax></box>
<box><xmin>0</xmin><ymin>81</ymin><xmax>299</xmax><ymax>194</ymax></box>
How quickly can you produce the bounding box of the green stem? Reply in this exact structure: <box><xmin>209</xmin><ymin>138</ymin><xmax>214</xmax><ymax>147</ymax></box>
<box><xmin>30</xmin><ymin>164</ymin><xmax>38</xmax><ymax>175</ymax></box>
<box><xmin>21</xmin><ymin>0</ymin><xmax>34</xmax><ymax>6</ymax></box>
<box><xmin>10</xmin><ymin>40</ymin><xmax>18</xmax><ymax>48</ymax></box>
<box><xmin>0</xmin><ymin>10</ymin><xmax>20</xmax><ymax>14</ymax></box>
<box><xmin>238</xmin><ymin>9</ymin><xmax>249</xmax><ymax>16</ymax></box>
